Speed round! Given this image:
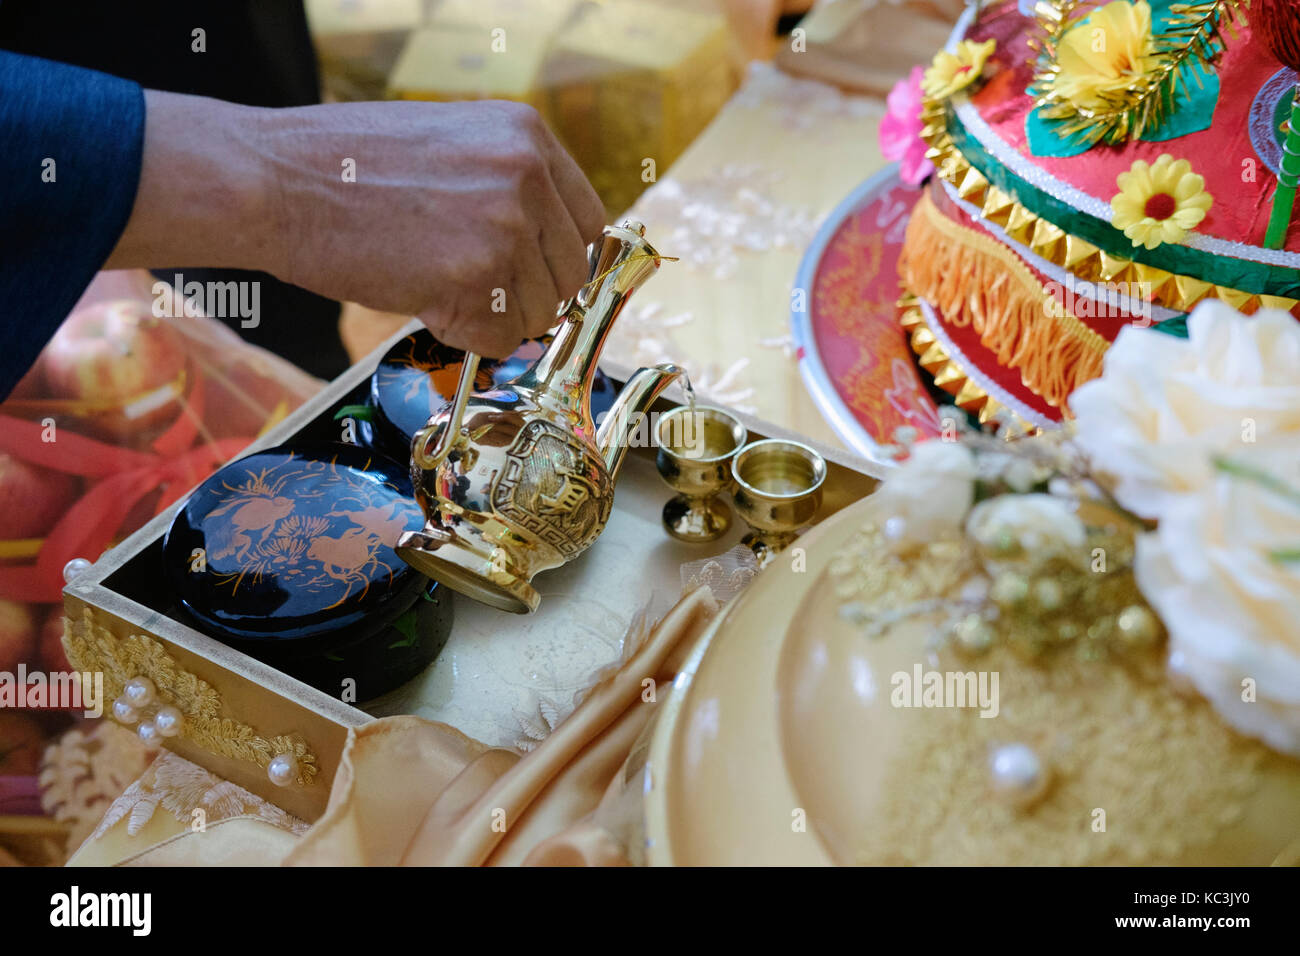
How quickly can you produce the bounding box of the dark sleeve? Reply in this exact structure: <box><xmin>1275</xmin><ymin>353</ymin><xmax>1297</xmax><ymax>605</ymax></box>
<box><xmin>0</xmin><ymin>50</ymin><xmax>145</xmax><ymax>399</ymax></box>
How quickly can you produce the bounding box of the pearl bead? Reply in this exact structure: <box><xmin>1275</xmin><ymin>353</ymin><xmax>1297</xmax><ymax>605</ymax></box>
<box><xmin>989</xmin><ymin>743</ymin><xmax>1050</xmax><ymax>809</ymax></box>
<box><xmin>137</xmin><ymin>720</ymin><xmax>160</xmax><ymax>746</ymax></box>
<box><xmin>882</xmin><ymin>516</ymin><xmax>907</xmax><ymax>541</ymax></box>
<box><xmin>123</xmin><ymin>676</ymin><xmax>155</xmax><ymax>708</ymax></box>
<box><xmin>267</xmin><ymin>752</ymin><xmax>298</xmax><ymax>787</ymax></box>
<box><xmin>62</xmin><ymin>557</ymin><xmax>93</xmax><ymax>584</ymax></box>
<box><xmin>112</xmin><ymin>697</ymin><xmax>139</xmax><ymax>724</ymax></box>
<box><xmin>1116</xmin><ymin>605</ymin><xmax>1158</xmax><ymax>647</ymax></box>
<box><xmin>153</xmin><ymin>705</ymin><xmax>183</xmax><ymax>737</ymax></box>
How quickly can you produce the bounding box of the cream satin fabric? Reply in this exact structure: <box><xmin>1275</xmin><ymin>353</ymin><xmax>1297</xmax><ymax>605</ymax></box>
<box><xmin>84</xmin><ymin>588</ymin><xmax>718</xmax><ymax>867</ymax></box>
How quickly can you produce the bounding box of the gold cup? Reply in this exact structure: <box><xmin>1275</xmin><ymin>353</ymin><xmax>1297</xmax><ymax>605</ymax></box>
<box><xmin>731</xmin><ymin>439</ymin><xmax>827</xmax><ymax>566</ymax></box>
<box><xmin>655</xmin><ymin>405</ymin><xmax>748</xmax><ymax>542</ymax></box>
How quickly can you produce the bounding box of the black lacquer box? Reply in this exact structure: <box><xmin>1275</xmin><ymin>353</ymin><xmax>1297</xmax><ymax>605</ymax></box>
<box><xmin>163</xmin><ymin>443</ymin><xmax>452</xmax><ymax>701</ymax></box>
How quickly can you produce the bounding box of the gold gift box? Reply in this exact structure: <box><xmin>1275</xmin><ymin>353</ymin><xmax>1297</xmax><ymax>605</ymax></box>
<box><xmin>387</xmin><ymin>26</ymin><xmax>555</xmax><ymax>115</ymax></box>
<box><xmin>386</xmin><ymin>1</ymin><xmax>580</xmax><ymax>117</ymax></box>
<box><xmin>545</xmin><ymin>0</ymin><xmax>736</xmax><ymax>213</ymax></box>
<box><xmin>63</xmin><ymin>322</ymin><xmax>881</xmax><ymax>822</ymax></box>
<box><xmin>306</xmin><ymin>0</ymin><xmax>423</xmax><ymax>36</ymax></box>
<box><xmin>429</xmin><ymin>0</ymin><xmax>579</xmax><ymax>35</ymax></box>
<box><xmin>385</xmin><ymin>0</ymin><xmax>736</xmax><ymax>213</ymax></box>
<box><xmin>306</xmin><ymin>0</ymin><xmax>426</xmax><ymax>101</ymax></box>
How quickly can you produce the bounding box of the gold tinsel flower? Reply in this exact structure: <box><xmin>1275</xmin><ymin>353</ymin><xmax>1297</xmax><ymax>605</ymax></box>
<box><xmin>922</xmin><ymin>39</ymin><xmax>996</xmax><ymax>100</ymax></box>
<box><xmin>1050</xmin><ymin>0</ymin><xmax>1164</xmax><ymax>111</ymax></box>
<box><xmin>1110</xmin><ymin>154</ymin><xmax>1213</xmax><ymax>249</ymax></box>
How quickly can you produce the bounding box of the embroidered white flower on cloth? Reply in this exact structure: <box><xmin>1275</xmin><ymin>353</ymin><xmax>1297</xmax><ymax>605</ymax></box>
<box><xmin>1070</xmin><ymin>300</ymin><xmax>1300</xmax><ymax>520</ymax></box>
<box><xmin>88</xmin><ymin>751</ymin><xmax>307</xmax><ymax>842</ymax></box>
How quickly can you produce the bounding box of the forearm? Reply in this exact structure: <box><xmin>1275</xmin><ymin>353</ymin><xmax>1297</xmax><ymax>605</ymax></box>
<box><xmin>105</xmin><ymin>90</ymin><xmax>282</xmax><ymax>275</ymax></box>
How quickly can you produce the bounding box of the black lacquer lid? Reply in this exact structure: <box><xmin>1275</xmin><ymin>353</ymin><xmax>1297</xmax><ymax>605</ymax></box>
<box><xmin>369</xmin><ymin>330</ymin><xmax>618</xmax><ymax>452</ymax></box>
<box><xmin>163</xmin><ymin>443</ymin><xmax>428</xmax><ymax>649</ymax></box>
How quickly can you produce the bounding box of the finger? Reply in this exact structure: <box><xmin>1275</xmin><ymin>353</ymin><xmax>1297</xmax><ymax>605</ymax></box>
<box><xmin>523</xmin><ymin>170</ymin><xmax>590</xmax><ymax>302</ymax></box>
<box><xmin>418</xmin><ymin>291</ymin><xmax>521</xmax><ymax>359</ymax></box>
<box><xmin>536</xmin><ymin>127</ymin><xmax>606</xmax><ymax>242</ymax></box>
<box><xmin>511</xmin><ymin>243</ymin><xmax>562</xmax><ymax>340</ymax></box>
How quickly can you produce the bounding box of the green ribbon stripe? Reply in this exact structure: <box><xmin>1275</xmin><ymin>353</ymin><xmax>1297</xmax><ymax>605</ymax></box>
<box><xmin>945</xmin><ymin>109</ymin><xmax>1300</xmax><ymax>300</ymax></box>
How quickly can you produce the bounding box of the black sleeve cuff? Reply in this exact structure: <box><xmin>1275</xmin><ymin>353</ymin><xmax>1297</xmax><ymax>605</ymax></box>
<box><xmin>0</xmin><ymin>50</ymin><xmax>146</xmax><ymax>399</ymax></box>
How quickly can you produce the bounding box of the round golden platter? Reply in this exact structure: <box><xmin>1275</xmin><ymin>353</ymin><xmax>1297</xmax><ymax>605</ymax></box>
<box><xmin>644</xmin><ymin>490</ymin><xmax>1300</xmax><ymax>866</ymax></box>
<box><xmin>643</xmin><ymin>495</ymin><xmax>880</xmax><ymax>866</ymax></box>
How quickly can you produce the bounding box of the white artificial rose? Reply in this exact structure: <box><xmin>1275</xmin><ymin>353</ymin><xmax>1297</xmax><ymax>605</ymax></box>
<box><xmin>965</xmin><ymin>493</ymin><xmax>1087</xmax><ymax>562</ymax></box>
<box><xmin>874</xmin><ymin>439</ymin><xmax>976</xmax><ymax>543</ymax></box>
<box><xmin>1069</xmin><ymin>300</ymin><xmax>1300</xmax><ymax>520</ymax></box>
<box><xmin>1134</xmin><ymin>448</ymin><xmax>1300</xmax><ymax>757</ymax></box>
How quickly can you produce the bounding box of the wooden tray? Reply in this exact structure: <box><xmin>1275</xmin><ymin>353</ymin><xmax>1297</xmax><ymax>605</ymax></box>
<box><xmin>64</xmin><ymin>321</ymin><xmax>883</xmax><ymax>820</ymax></box>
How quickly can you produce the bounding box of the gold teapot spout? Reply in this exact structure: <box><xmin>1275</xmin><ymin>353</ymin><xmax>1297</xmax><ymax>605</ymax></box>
<box><xmin>597</xmin><ymin>363</ymin><xmax>684</xmax><ymax>478</ymax></box>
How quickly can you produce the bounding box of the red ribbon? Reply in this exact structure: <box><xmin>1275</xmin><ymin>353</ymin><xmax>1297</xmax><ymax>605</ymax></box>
<box><xmin>0</xmin><ymin>384</ymin><xmax>255</xmax><ymax>602</ymax></box>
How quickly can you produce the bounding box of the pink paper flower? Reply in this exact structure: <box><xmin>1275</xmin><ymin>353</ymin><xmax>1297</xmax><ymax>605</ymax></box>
<box><xmin>879</xmin><ymin>66</ymin><xmax>933</xmax><ymax>187</ymax></box>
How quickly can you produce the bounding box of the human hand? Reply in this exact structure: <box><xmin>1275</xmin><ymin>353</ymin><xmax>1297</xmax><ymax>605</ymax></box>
<box><xmin>110</xmin><ymin>93</ymin><xmax>606</xmax><ymax>357</ymax></box>
<box><xmin>261</xmin><ymin>98</ymin><xmax>606</xmax><ymax>356</ymax></box>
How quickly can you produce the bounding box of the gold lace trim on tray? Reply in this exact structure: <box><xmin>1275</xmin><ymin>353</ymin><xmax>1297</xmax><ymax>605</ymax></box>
<box><xmin>63</xmin><ymin>609</ymin><xmax>319</xmax><ymax>787</ymax></box>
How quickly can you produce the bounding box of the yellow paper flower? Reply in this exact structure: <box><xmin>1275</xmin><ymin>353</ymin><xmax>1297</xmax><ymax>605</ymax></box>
<box><xmin>1110</xmin><ymin>154</ymin><xmax>1213</xmax><ymax>249</ymax></box>
<box><xmin>1052</xmin><ymin>0</ymin><xmax>1163</xmax><ymax>111</ymax></box>
<box><xmin>922</xmin><ymin>39</ymin><xmax>996</xmax><ymax>100</ymax></box>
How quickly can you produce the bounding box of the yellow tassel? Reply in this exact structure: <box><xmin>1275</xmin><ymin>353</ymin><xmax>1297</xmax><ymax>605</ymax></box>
<box><xmin>898</xmin><ymin>191</ymin><xmax>1107</xmax><ymax>410</ymax></box>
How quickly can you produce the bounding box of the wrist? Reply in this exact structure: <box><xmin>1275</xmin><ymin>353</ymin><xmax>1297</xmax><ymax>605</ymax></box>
<box><xmin>107</xmin><ymin>91</ymin><xmax>284</xmax><ymax>276</ymax></box>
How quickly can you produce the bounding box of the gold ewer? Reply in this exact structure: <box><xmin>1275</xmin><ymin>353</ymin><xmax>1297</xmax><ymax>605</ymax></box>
<box><xmin>395</xmin><ymin>220</ymin><xmax>683</xmax><ymax>613</ymax></box>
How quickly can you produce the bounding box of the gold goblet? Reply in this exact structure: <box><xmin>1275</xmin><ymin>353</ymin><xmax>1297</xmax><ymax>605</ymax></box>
<box><xmin>655</xmin><ymin>405</ymin><xmax>748</xmax><ymax>542</ymax></box>
<box><xmin>731</xmin><ymin>439</ymin><xmax>827</xmax><ymax>567</ymax></box>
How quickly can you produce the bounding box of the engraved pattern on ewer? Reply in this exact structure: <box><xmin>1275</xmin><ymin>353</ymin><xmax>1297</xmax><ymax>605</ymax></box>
<box><xmin>493</xmin><ymin>421</ymin><xmax>610</xmax><ymax>556</ymax></box>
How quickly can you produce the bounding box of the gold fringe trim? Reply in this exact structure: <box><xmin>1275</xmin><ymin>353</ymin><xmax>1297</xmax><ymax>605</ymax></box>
<box><xmin>900</xmin><ymin>190</ymin><xmax>1106</xmax><ymax>409</ymax></box>
<box><xmin>918</xmin><ymin>97</ymin><xmax>1300</xmax><ymax>318</ymax></box>
<box><xmin>64</xmin><ymin>609</ymin><xmax>319</xmax><ymax>787</ymax></box>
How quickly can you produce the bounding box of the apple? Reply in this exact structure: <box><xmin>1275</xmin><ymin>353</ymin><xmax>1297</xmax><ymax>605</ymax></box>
<box><xmin>0</xmin><ymin>600</ymin><xmax>36</xmax><ymax>674</ymax></box>
<box><xmin>0</xmin><ymin>712</ymin><xmax>44</xmax><ymax>775</ymax></box>
<box><xmin>42</xmin><ymin>300</ymin><xmax>189</xmax><ymax>444</ymax></box>
<box><xmin>0</xmin><ymin>454</ymin><xmax>79</xmax><ymax>540</ymax></box>
<box><xmin>38</xmin><ymin>606</ymin><xmax>71</xmax><ymax>673</ymax></box>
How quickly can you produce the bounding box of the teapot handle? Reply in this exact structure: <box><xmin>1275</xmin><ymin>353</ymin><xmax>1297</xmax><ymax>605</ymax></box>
<box><xmin>412</xmin><ymin>351</ymin><xmax>480</xmax><ymax>470</ymax></box>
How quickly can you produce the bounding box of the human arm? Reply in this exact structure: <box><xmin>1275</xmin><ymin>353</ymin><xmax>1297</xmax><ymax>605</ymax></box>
<box><xmin>107</xmin><ymin>92</ymin><xmax>606</xmax><ymax>358</ymax></box>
